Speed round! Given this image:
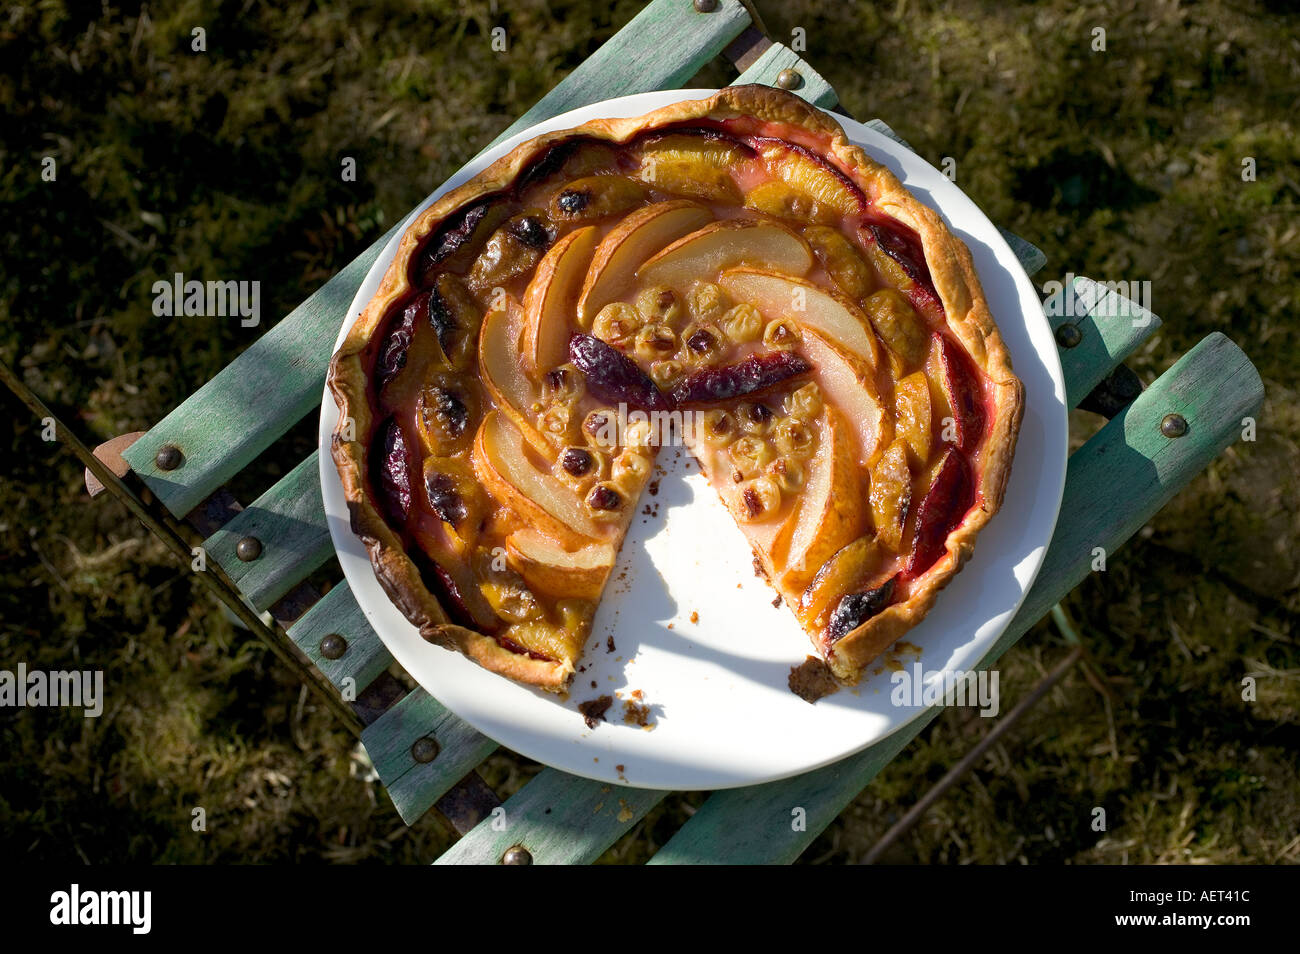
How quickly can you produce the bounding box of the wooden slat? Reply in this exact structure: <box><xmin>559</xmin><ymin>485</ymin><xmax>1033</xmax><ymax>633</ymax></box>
<box><xmin>287</xmin><ymin>580</ymin><xmax>393</xmax><ymax>694</ymax></box>
<box><xmin>649</xmin><ymin>331</ymin><xmax>1263</xmax><ymax>863</ymax></box>
<box><xmin>484</xmin><ymin>0</ymin><xmax>752</xmax><ymax>151</ymax></box>
<box><xmin>123</xmin><ymin>0</ymin><xmax>752</xmax><ymax>518</ymax></box>
<box><xmin>1048</xmin><ymin>275</ymin><xmax>1160</xmax><ymax>408</ymax></box>
<box><xmin>361</xmin><ymin>689</ymin><xmax>498</xmax><ymax>826</ymax></box>
<box><xmin>121</xmin><ymin>228</ymin><xmax>402</xmax><ymax>517</ymax></box>
<box><xmin>434</xmin><ymin>769</ymin><xmax>664</xmax><ymax>865</ymax></box>
<box><xmin>201</xmin><ymin>452</ymin><xmax>334</xmax><ymax>611</ymax></box>
<box><xmin>733</xmin><ymin>43</ymin><xmax>839</xmax><ymax>108</ymax></box>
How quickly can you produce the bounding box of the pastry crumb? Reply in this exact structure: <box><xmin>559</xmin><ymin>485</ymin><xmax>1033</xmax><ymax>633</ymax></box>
<box><xmin>606</xmin><ymin>635</ymin><xmax>616</xmax><ymax>653</ymax></box>
<box><xmin>690</xmin><ymin>610</ymin><xmax>699</xmax><ymax>624</ymax></box>
<box><xmin>622</xmin><ymin>696</ymin><xmax>653</xmax><ymax>727</ymax></box>
<box><xmin>772</xmin><ymin>594</ymin><xmax>783</xmax><ymax>608</ymax></box>
<box><xmin>578</xmin><ymin>695</ymin><xmax>614</xmax><ymax>728</ymax></box>
<box><xmin>788</xmin><ymin>656</ymin><xmax>840</xmax><ymax>703</ymax></box>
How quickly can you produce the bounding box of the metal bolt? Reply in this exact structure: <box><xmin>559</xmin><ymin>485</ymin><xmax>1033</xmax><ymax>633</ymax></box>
<box><xmin>319</xmin><ymin>633</ymin><xmax>347</xmax><ymax>660</ymax></box>
<box><xmin>155</xmin><ymin>444</ymin><xmax>183</xmax><ymax>471</ymax></box>
<box><xmin>693</xmin><ymin>0</ymin><xmax>717</xmax><ymax>12</ymax></box>
<box><xmin>410</xmin><ymin>737</ymin><xmax>440</xmax><ymax>763</ymax></box>
<box><xmin>1055</xmin><ymin>323</ymin><xmax>1082</xmax><ymax>349</ymax></box>
<box><xmin>501</xmin><ymin>845</ymin><xmax>533</xmax><ymax>865</ymax></box>
<box><xmin>776</xmin><ymin>68</ymin><xmax>801</xmax><ymax>90</ymax></box>
<box><xmin>235</xmin><ymin>536</ymin><xmax>262</xmax><ymax>562</ymax></box>
<box><xmin>1160</xmin><ymin>413</ymin><xmax>1188</xmax><ymax>438</ymax></box>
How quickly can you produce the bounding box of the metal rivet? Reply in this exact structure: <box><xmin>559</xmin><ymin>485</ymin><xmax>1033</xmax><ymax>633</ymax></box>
<box><xmin>776</xmin><ymin>68</ymin><xmax>801</xmax><ymax>90</ymax></box>
<box><xmin>155</xmin><ymin>445</ymin><xmax>183</xmax><ymax>471</ymax></box>
<box><xmin>319</xmin><ymin>633</ymin><xmax>347</xmax><ymax>660</ymax></box>
<box><xmin>1161</xmin><ymin>413</ymin><xmax>1188</xmax><ymax>438</ymax></box>
<box><xmin>501</xmin><ymin>845</ymin><xmax>533</xmax><ymax>865</ymax></box>
<box><xmin>411</xmin><ymin>737</ymin><xmax>440</xmax><ymax>763</ymax></box>
<box><xmin>692</xmin><ymin>0</ymin><xmax>717</xmax><ymax>11</ymax></box>
<box><xmin>235</xmin><ymin>536</ymin><xmax>262</xmax><ymax>562</ymax></box>
<box><xmin>1055</xmin><ymin>323</ymin><xmax>1082</xmax><ymax>349</ymax></box>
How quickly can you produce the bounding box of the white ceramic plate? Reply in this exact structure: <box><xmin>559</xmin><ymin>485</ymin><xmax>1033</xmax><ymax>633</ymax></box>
<box><xmin>319</xmin><ymin>89</ymin><xmax>1067</xmax><ymax>791</ymax></box>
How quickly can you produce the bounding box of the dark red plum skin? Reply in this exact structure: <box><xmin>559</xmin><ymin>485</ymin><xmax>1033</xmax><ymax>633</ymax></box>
<box><xmin>415</xmin><ymin>200</ymin><xmax>493</xmax><ymax>285</ymax></box>
<box><xmin>669</xmin><ymin>351</ymin><xmax>811</xmax><ymax>406</ymax></box>
<box><xmin>935</xmin><ymin>332</ymin><xmax>986</xmax><ymax>453</ymax></box>
<box><xmin>903</xmin><ymin>447</ymin><xmax>975</xmax><ymax>580</ymax></box>
<box><xmin>372</xmin><ymin>417</ymin><xmax>412</xmax><ymax>526</ymax></box>
<box><xmin>374</xmin><ymin>303</ymin><xmax>417</xmax><ymax>391</ymax></box>
<box><xmin>569</xmin><ymin>333</ymin><xmax>672</xmax><ymax>412</ymax></box>
<box><xmin>827</xmin><ymin>575</ymin><xmax>897</xmax><ymax>643</ymax></box>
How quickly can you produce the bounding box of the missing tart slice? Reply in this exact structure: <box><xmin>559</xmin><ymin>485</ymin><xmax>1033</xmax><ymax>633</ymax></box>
<box><xmin>327</xmin><ymin>85</ymin><xmax>1024</xmax><ymax>692</ymax></box>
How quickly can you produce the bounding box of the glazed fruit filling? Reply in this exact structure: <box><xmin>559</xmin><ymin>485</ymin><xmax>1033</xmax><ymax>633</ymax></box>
<box><xmin>363</xmin><ymin>122</ymin><xmax>993</xmax><ymax>661</ymax></box>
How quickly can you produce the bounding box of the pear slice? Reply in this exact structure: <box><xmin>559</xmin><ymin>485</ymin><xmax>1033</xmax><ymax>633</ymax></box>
<box><xmin>718</xmin><ymin>267</ymin><xmax>880</xmax><ymax>370</ymax></box>
<box><xmin>473</xmin><ymin>410</ymin><xmax>606</xmax><ymax>545</ymax></box>
<box><xmin>506</xmin><ymin>528</ymin><xmax>616</xmax><ymax>601</ymax></box>
<box><xmin>636</xmin><ymin>219</ymin><xmax>812</xmax><ymax>290</ymax></box>
<box><xmin>797</xmin><ymin>326</ymin><xmax>888</xmax><ymax>466</ymax></box>
<box><xmin>478</xmin><ymin>296</ymin><xmax>551</xmax><ymax>454</ymax></box>
<box><xmin>576</xmin><ymin>200</ymin><xmax>712</xmax><ymax>326</ymax></box>
<box><xmin>522</xmin><ymin>225</ymin><xmax>599</xmax><ymax>377</ymax></box>
<box><xmin>776</xmin><ymin>404</ymin><xmax>865</xmax><ymax>591</ymax></box>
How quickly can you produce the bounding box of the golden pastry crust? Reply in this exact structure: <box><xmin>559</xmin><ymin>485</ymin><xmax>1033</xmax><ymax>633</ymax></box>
<box><xmin>327</xmin><ymin>84</ymin><xmax>1023</xmax><ymax>691</ymax></box>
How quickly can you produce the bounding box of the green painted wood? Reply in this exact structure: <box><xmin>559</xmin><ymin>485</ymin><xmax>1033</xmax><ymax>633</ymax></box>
<box><xmin>733</xmin><ymin>44</ymin><xmax>839</xmax><ymax>108</ymax></box>
<box><xmin>1047</xmin><ymin>275</ymin><xmax>1160</xmax><ymax>408</ymax></box>
<box><xmin>484</xmin><ymin>0</ymin><xmax>752</xmax><ymax>151</ymax></box>
<box><xmin>649</xmin><ymin>331</ymin><xmax>1263</xmax><ymax>864</ymax></box>
<box><xmin>361</xmin><ymin>688</ymin><xmax>498</xmax><ymax>825</ymax></box>
<box><xmin>434</xmin><ymin>769</ymin><xmax>664</xmax><ymax>865</ymax></box>
<box><xmin>125</xmin><ymin>0</ymin><xmax>751</xmax><ymax>518</ymax></box>
<box><xmin>202</xmin><ymin>452</ymin><xmax>335</xmax><ymax>611</ymax></box>
<box><xmin>122</xmin><ymin>223</ymin><xmax>403</xmax><ymax>517</ymax></box>
<box><xmin>287</xmin><ymin>580</ymin><xmax>393</xmax><ymax>694</ymax></box>
<box><xmin>998</xmin><ymin>228</ymin><xmax>1048</xmax><ymax>277</ymax></box>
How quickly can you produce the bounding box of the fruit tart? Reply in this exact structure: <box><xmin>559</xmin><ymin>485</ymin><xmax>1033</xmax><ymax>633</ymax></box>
<box><xmin>327</xmin><ymin>85</ymin><xmax>1024</xmax><ymax>692</ymax></box>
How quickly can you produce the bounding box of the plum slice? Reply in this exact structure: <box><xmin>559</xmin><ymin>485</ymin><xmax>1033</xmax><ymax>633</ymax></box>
<box><xmin>934</xmin><ymin>332</ymin><xmax>986</xmax><ymax>453</ymax></box>
<box><xmin>863</xmin><ymin>219</ymin><xmax>936</xmax><ymax>299</ymax></box>
<box><xmin>569</xmin><ymin>333</ymin><xmax>672</xmax><ymax>412</ymax></box>
<box><xmin>374</xmin><ymin>302</ymin><xmax>417</xmax><ymax>391</ymax></box>
<box><xmin>416</xmin><ymin>199</ymin><xmax>497</xmax><ymax>284</ymax></box>
<box><xmin>669</xmin><ymin>351</ymin><xmax>811</xmax><ymax>407</ymax></box>
<box><xmin>826</xmin><ymin>576</ymin><xmax>897</xmax><ymax>643</ymax></box>
<box><xmin>371</xmin><ymin>416</ymin><xmax>412</xmax><ymax>526</ymax></box>
<box><xmin>903</xmin><ymin>446</ymin><xmax>974</xmax><ymax>579</ymax></box>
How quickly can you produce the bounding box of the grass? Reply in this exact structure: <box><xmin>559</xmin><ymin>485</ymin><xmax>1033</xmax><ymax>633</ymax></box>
<box><xmin>0</xmin><ymin>0</ymin><xmax>1296</xmax><ymax>864</ymax></box>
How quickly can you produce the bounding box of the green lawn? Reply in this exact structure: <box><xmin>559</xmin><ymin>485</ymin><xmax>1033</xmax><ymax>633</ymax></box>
<box><xmin>1</xmin><ymin>0</ymin><xmax>1296</xmax><ymax>863</ymax></box>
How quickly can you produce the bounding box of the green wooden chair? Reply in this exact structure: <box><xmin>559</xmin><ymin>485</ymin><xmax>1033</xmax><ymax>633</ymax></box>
<box><xmin>66</xmin><ymin>0</ymin><xmax>1262</xmax><ymax>863</ymax></box>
